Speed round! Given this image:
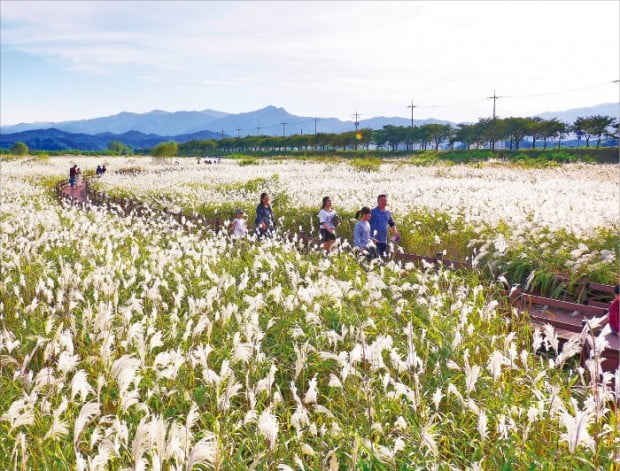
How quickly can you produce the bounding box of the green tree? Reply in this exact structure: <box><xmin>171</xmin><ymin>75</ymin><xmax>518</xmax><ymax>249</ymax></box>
<box><xmin>572</xmin><ymin>117</ymin><xmax>590</xmax><ymax>147</ymax></box>
<box><xmin>580</xmin><ymin>115</ymin><xmax>617</xmax><ymax>147</ymax></box>
<box><xmin>380</xmin><ymin>125</ymin><xmax>407</xmax><ymax>151</ymax></box>
<box><xmin>108</xmin><ymin>140</ymin><xmax>124</xmax><ymax>154</ymax></box>
<box><xmin>538</xmin><ymin>118</ymin><xmax>565</xmax><ymax>149</ymax></box>
<box><xmin>11</xmin><ymin>141</ymin><xmax>29</xmax><ymax>156</ymax></box>
<box><xmin>504</xmin><ymin>117</ymin><xmax>529</xmax><ymax>150</ymax></box>
<box><xmin>454</xmin><ymin>124</ymin><xmax>477</xmax><ymax>150</ymax></box>
<box><xmin>424</xmin><ymin>124</ymin><xmax>452</xmax><ymax>150</ymax></box>
<box><xmin>152</xmin><ymin>141</ymin><xmax>179</xmax><ymax>158</ymax></box>
<box><xmin>525</xmin><ymin>117</ymin><xmax>544</xmax><ymax>149</ymax></box>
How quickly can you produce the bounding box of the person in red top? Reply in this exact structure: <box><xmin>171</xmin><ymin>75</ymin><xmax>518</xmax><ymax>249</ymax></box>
<box><xmin>609</xmin><ymin>285</ymin><xmax>620</xmax><ymax>334</ymax></box>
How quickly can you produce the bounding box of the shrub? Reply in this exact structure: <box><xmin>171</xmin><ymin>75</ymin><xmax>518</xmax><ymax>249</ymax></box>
<box><xmin>349</xmin><ymin>157</ymin><xmax>381</xmax><ymax>172</ymax></box>
<box><xmin>239</xmin><ymin>158</ymin><xmax>259</xmax><ymax>166</ymax></box>
<box><xmin>11</xmin><ymin>141</ymin><xmax>29</xmax><ymax>156</ymax></box>
<box><xmin>151</xmin><ymin>141</ymin><xmax>178</xmax><ymax>158</ymax></box>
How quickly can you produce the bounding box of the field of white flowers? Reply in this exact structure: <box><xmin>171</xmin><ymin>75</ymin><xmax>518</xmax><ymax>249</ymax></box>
<box><xmin>1</xmin><ymin>156</ymin><xmax>618</xmax><ymax>469</ymax></box>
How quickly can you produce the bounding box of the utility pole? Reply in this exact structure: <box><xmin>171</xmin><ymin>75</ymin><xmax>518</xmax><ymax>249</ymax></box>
<box><xmin>487</xmin><ymin>89</ymin><xmax>502</xmax><ymax>119</ymax></box>
<box><xmin>256</xmin><ymin>125</ymin><xmax>262</xmax><ymax>135</ymax></box>
<box><xmin>221</xmin><ymin>129</ymin><xmax>224</xmax><ymax>140</ymax></box>
<box><xmin>352</xmin><ymin>109</ymin><xmax>361</xmax><ymax>132</ymax></box>
<box><xmin>407</xmin><ymin>100</ymin><xmax>418</xmax><ymax>128</ymax></box>
<box><xmin>237</xmin><ymin>128</ymin><xmax>241</xmax><ymax>138</ymax></box>
<box><xmin>314</xmin><ymin>116</ymin><xmax>319</xmax><ymax>135</ymax></box>
<box><xmin>280</xmin><ymin>122</ymin><xmax>287</xmax><ymax>137</ymax></box>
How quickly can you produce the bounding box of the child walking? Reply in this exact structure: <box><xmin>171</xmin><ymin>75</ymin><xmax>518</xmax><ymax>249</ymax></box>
<box><xmin>354</xmin><ymin>207</ymin><xmax>378</xmax><ymax>259</ymax></box>
<box><xmin>231</xmin><ymin>209</ymin><xmax>248</xmax><ymax>239</ymax></box>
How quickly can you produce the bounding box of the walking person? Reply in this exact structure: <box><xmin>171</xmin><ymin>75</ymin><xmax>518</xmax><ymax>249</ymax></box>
<box><xmin>69</xmin><ymin>164</ymin><xmax>77</xmax><ymax>189</ymax></box>
<box><xmin>231</xmin><ymin>209</ymin><xmax>248</xmax><ymax>239</ymax></box>
<box><xmin>353</xmin><ymin>206</ymin><xmax>379</xmax><ymax>259</ymax></box>
<box><xmin>255</xmin><ymin>193</ymin><xmax>275</xmax><ymax>238</ymax></box>
<box><xmin>318</xmin><ymin>196</ymin><xmax>338</xmax><ymax>251</ymax></box>
<box><xmin>370</xmin><ymin>194</ymin><xmax>400</xmax><ymax>258</ymax></box>
<box><xmin>75</xmin><ymin>166</ymin><xmax>82</xmax><ymax>187</ymax></box>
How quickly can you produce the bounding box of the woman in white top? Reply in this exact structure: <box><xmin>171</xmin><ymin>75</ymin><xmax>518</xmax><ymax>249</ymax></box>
<box><xmin>318</xmin><ymin>196</ymin><xmax>337</xmax><ymax>251</ymax></box>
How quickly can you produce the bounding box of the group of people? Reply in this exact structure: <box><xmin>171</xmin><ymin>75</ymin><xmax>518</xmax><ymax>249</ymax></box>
<box><xmin>229</xmin><ymin>192</ymin><xmax>275</xmax><ymax>240</ymax></box>
<box><xmin>96</xmin><ymin>164</ymin><xmax>107</xmax><ymax>177</ymax></box>
<box><xmin>230</xmin><ymin>192</ymin><xmax>400</xmax><ymax>260</ymax></box>
<box><xmin>322</xmin><ymin>194</ymin><xmax>400</xmax><ymax>259</ymax></box>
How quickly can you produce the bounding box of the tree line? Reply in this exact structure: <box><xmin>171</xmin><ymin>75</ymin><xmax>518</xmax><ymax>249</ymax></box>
<box><xmin>5</xmin><ymin>114</ymin><xmax>617</xmax><ymax>157</ymax></box>
<box><xmin>170</xmin><ymin>114</ymin><xmax>617</xmax><ymax>155</ymax></box>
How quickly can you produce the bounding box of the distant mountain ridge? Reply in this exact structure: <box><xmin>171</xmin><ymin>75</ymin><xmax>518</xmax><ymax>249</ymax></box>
<box><xmin>0</xmin><ymin>105</ymin><xmax>458</xmax><ymax>137</ymax></box>
<box><xmin>534</xmin><ymin>102</ymin><xmax>619</xmax><ymax>124</ymax></box>
<box><xmin>0</xmin><ymin>128</ymin><xmax>223</xmax><ymax>152</ymax></box>
<box><xmin>1</xmin><ymin>103</ymin><xmax>617</xmax><ymax>142</ymax></box>
<box><xmin>1</xmin><ymin>109</ymin><xmax>230</xmax><ymax>135</ymax></box>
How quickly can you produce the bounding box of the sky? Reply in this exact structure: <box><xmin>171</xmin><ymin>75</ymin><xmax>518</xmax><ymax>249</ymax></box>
<box><xmin>1</xmin><ymin>1</ymin><xmax>619</xmax><ymax>125</ymax></box>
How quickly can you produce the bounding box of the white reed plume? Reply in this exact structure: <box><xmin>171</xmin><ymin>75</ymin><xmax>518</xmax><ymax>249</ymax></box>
<box><xmin>555</xmin><ymin>335</ymin><xmax>582</xmax><ymax>368</ymax></box>
<box><xmin>432</xmin><ymin>387</ymin><xmax>443</xmax><ymax>410</ymax></box>
<box><xmin>293</xmin><ymin>341</ymin><xmax>310</xmax><ymax>380</ymax></box>
<box><xmin>258</xmin><ymin>408</ymin><xmax>279</xmax><ymax>450</ymax></box>
<box><xmin>487</xmin><ymin>350</ymin><xmax>509</xmax><ymax>382</ymax></box>
<box><xmin>44</xmin><ymin>397</ymin><xmax>69</xmax><ymax>441</ymax></box>
<box><xmin>304</xmin><ymin>374</ymin><xmax>318</xmax><ymax>404</ymax></box>
<box><xmin>477</xmin><ymin>411</ymin><xmax>488</xmax><ymax>441</ymax></box>
<box><xmin>464</xmin><ymin>363</ymin><xmax>481</xmax><ymax>394</ymax></box>
<box><xmin>559</xmin><ymin>405</ymin><xmax>595</xmax><ymax>453</ymax></box>
<box><xmin>74</xmin><ymin>401</ymin><xmax>101</xmax><ymax>445</ymax></box>
<box><xmin>543</xmin><ymin>324</ymin><xmax>559</xmax><ymax>353</ymax></box>
<box><xmin>1</xmin><ymin>395</ymin><xmax>36</xmax><ymax>431</ymax></box>
<box><xmin>328</xmin><ymin>374</ymin><xmax>343</xmax><ymax>389</ymax></box>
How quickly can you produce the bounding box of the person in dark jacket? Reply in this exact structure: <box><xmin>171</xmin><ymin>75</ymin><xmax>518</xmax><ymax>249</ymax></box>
<box><xmin>69</xmin><ymin>164</ymin><xmax>77</xmax><ymax>188</ymax></box>
<box><xmin>370</xmin><ymin>194</ymin><xmax>400</xmax><ymax>258</ymax></box>
<box><xmin>255</xmin><ymin>193</ymin><xmax>275</xmax><ymax>238</ymax></box>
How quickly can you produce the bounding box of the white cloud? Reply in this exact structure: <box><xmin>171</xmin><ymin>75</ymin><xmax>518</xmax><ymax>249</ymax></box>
<box><xmin>1</xmin><ymin>1</ymin><xmax>618</xmax><ymax>123</ymax></box>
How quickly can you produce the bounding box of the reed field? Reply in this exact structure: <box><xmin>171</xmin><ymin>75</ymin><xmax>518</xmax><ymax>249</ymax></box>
<box><xmin>1</xmin><ymin>155</ymin><xmax>618</xmax><ymax>469</ymax></box>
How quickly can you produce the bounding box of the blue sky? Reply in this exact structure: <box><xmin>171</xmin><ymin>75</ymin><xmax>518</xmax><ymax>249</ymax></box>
<box><xmin>1</xmin><ymin>1</ymin><xmax>618</xmax><ymax>125</ymax></box>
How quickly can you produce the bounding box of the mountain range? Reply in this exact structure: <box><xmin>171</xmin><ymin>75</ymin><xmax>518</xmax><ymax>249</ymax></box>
<box><xmin>0</xmin><ymin>105</ymin><xmax>459</xmax><ymax>137</ymax></box>
<box><xmin>1</xmin><ymin>103</ymin><xmax>617</xmax><ymax>151</ymax></box>
<box><xmin>0</xmin><ymin>128</ymin><xmax>222</xmax><ymax>152</ymax></box>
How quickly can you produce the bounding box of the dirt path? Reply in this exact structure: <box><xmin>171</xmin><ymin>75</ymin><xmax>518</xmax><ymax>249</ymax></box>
<box><xmin>61</xmin><ymin>180</ymin><xmax>88</xmax><ymax>202</ymax></box>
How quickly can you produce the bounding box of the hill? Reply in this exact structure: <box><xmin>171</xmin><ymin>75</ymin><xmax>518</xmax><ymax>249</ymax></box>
<box><xmin>534</xmin><ymin>102</ymin><xmax>619</xmax><ymax>123</ymax></box>
<box><xmin>0</xmin><ymin>109</ymin><xmax>229</xmax><ymax>135</ymax></box>
<box><xmin>0</xmin><ymin>128</ymin><xmax>224</xmax><ymax>152</ymax></box>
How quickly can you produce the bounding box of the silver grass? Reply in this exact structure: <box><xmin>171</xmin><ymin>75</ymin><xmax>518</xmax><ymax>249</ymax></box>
<box><xmin>258</xmin><ymin>408</ymin><xmax>279</xmax><ymax>450</ymax></box>
<box><xmin>74</xmin><ymin>402</ymin><xmax>101</xmax><ymax>445</ymax></box>
<box><xmin>186</xmin><ymin>432</ymin><xmax>219</xmax><ymax>470</ymax></box>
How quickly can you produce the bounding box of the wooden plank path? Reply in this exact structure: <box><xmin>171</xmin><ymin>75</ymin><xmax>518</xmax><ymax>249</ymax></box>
<box><xmin>55</xmin><ymin>177</ymin><xmax>619</xmax><ymax>376</ymax></box>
